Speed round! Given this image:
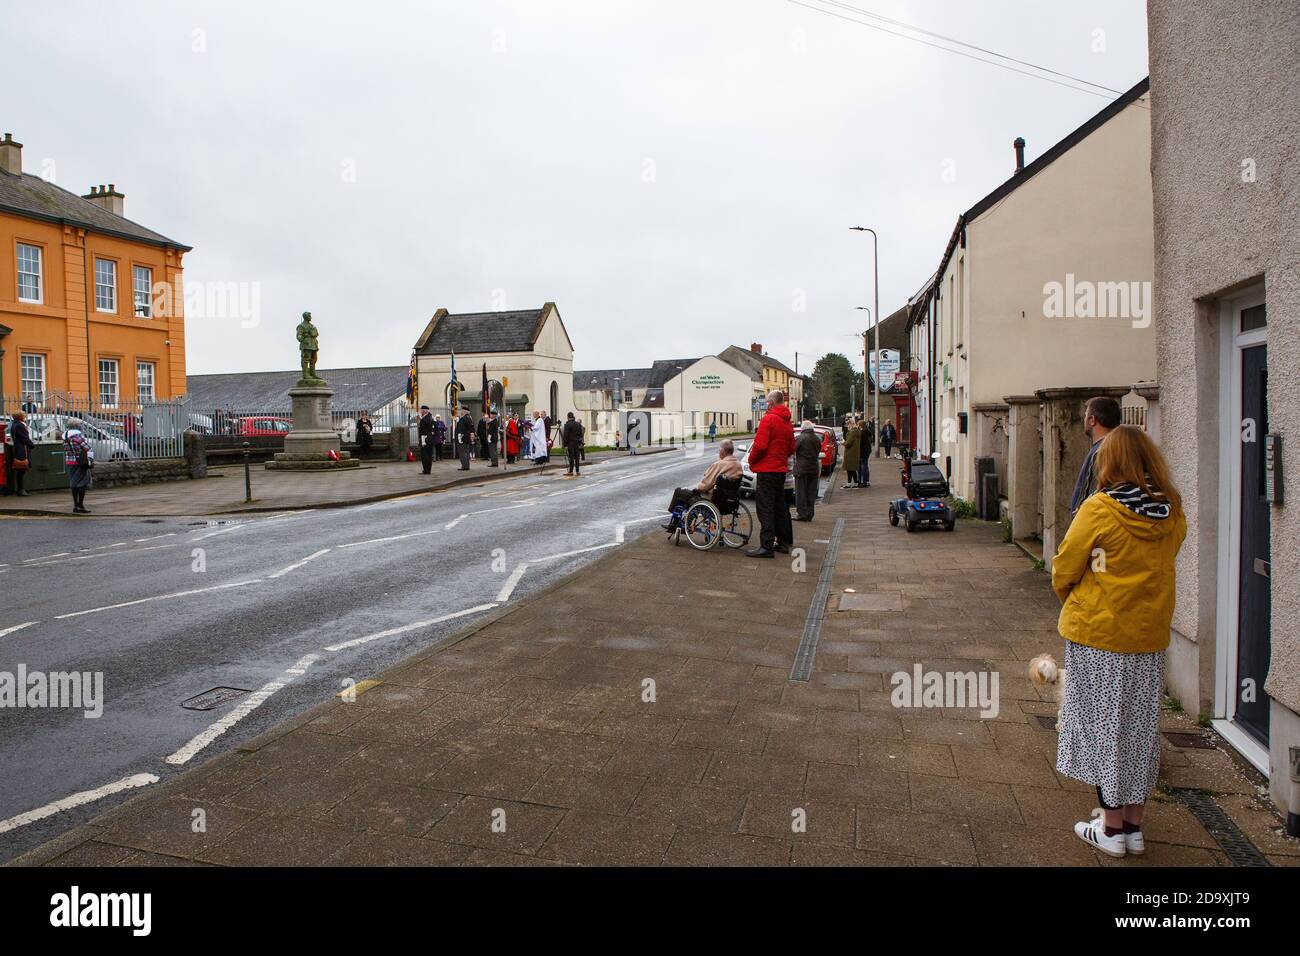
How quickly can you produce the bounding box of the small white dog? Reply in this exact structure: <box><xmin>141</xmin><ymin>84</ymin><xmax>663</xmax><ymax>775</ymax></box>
<box><xmin>1028</xmin><ymin>653</ymin><xmax>1067</xmax><ymax>730</ymax></box>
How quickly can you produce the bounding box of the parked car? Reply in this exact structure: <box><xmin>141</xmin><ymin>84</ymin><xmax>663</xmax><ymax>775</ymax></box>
<box><xmin>735</xmin><ymin>442</ymin><xmax>796</xmax><ymax>503</ymax></box>
<box><xmin>233</xmin><ymin>416</ymin><xmax>293</xmax><ymax>437</ymax></box>
<box><xmin>10</xmin><ymin>413</ymin><xmax>137</xmax><ymax>461</ymax></box>
<box><xmin>810</xmin><ymin>424</ymin><xmax>838</xmax><ymax>475</ymax></box>
<box><xmin>187</xmin><ymin>413</ymin><xmax>214</xmax><ymax>435</ymax></box>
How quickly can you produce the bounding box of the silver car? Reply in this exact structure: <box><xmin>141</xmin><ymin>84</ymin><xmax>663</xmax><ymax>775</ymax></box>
<box><xmin>21</xmin><ymin>413</ymin><xmax>137</xmax><ymax>461</ymax></box>
<box><xmin>735</xmin><ymin>442</ymin><xmax>795</xmax><ymax>502</ymax></box>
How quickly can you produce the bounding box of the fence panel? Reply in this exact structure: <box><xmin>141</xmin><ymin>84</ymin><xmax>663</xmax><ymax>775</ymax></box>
<box><xmin>2</xmin><ymin>393</ymin><xmax>188</xmax><ymax>461</ymax></box>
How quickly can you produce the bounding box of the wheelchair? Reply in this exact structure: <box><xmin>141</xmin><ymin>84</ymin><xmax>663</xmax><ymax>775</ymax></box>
<box><xmin>667</xmin><ymin>475</ymin><xmax>753</xmax><ymax>551</ymax></box>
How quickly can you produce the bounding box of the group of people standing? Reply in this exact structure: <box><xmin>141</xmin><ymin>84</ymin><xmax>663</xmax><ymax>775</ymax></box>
<box><xmin>415</xmin><ymin>407</ymin><xmax>586</xmax><ymax>476</ymax></box>
<box><xmin>4</xmin><ymin>410</ymin><xmax>94</xmax><ymax>513</ymax></box>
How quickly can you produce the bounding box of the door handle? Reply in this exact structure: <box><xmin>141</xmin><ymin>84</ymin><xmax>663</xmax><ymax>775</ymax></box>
<box><xmin>1254</xmin><ymin>558</ymin><xmax>1270</xmax><ymax>578</ymax></box>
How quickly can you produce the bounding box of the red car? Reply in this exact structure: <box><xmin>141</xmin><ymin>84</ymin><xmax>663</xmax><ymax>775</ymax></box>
<box><xmin>810</xmin><ymin>425</ymin><xmax>839</xmax><ymax>475</ymax></box>
<box><xmin>234</xmin><ymin>416</ymin><xmax>293</xmax><ymax>437</ymax></box>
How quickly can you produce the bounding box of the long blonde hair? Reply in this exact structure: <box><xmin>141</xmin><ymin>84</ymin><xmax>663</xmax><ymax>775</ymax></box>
<box><xmin>1094</xmin><ymin>424</ymin><xmax>1182</xmax><ymax>514</ymax></box>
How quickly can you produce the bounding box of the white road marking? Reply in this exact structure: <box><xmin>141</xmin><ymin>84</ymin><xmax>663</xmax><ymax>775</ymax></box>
<box><xmin>268</xmin><ymin>548</ymin><xmax>331</xmax><ymax>578</ymax></box>
<box><xmin>0</xmin><ymin>621</ymin><xmax>37</xmax><ymax>638</ymax></box>
<box><xmin>495</xmin><ymin>563</ymin><xmax>528</xmax><ymax>602</ymax></box>
<box><xmin>165</xmin><ymin>654</ymin><xmax>320</xmax><ymax>766</ymax></box>
<box><xmin>529</xmin><ymin>542</ymin><xmax>620</xmax><ymax>564</ymax></box>
<box><xmin>0</xmin><ymin>772</ymin><xmax>159</xmax><ymax>835</ymax></box>
<box><xmin>445</xmin><ymin>514</ymin><xmax>468</xmax><ymax>530</ymax></box>
<box><xmin>324</xmin><ymin>604</ymin><xmax>497</xmax><ymax>652</ymax></box>
<box><xmin>54</xmin><ymin>579</ymin><xmax>263</xmax><ymax>620</ymax></box>
<box><xmin>134</xmin><ymin>532</ymin><xmax>177</xmax><ymax>543</ymax></box>
<box><xmin>18</xmin><ymin>543</ymin><xmax>176</xmax><ymax>569</ymax></box>
<box><xmin>338</xmin><ymin>528</ymin><xmax>441</xmax><ymax>549</ymax></box>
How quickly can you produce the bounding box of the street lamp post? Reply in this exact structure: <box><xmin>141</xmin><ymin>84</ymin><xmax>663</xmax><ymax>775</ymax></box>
<box><xmin>852</xmin><ymin>307</ymin><xmax>872</xmax><ymax>424</ymax></box>
<box><xmin>850</xmin><ymin>226</ymin><xmax>881</xmax><ymax>455</ymax></box>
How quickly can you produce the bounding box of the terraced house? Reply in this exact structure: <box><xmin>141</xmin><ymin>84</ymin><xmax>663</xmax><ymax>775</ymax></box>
<box><xmin>0</xmin><ymin>132</ymin><xmax>190</xmax><ymax>406</ymax></box>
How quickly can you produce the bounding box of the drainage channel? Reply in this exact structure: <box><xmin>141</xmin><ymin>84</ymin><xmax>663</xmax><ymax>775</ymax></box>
<box><xmin>1173</xmin><ymin>788</ymin><xmax>1271</xmax><ymax>867</ymax></box>
<box><xmin>789</xmin><ymin>516</ymin><xmax>844</xmax><ymax>682</ymax></box>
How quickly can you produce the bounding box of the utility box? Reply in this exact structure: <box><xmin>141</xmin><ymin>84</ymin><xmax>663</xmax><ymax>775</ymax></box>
<box><xmin>25</xmin><ymin>442</ymin><xmax>70</xmax><ymax>492</ymax></box>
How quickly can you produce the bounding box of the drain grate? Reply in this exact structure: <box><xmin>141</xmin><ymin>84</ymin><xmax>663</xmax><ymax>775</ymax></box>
<box><xmin>182</xmin><ymin>687</ymin><xmax>251</xmax><ymax>711</ymax></box>
<box><xmin>1033</xmin><ymin>714</ymin><xmax>1059</xmax><ymax>731</ymax></box>
<box><xmin>789</xmin><ymin>517</ymin><xmax>845</xmax><ymax>682</ymax></box>
<box><xmin>1163</xmin><ymin>731</ymin><xmax>1215</xmax><ymax>749</ymax></box>
<box><xmin>1173</xmin><ymin>789</ymin><xmax>1271</xmax><ymax>867</ymax></box>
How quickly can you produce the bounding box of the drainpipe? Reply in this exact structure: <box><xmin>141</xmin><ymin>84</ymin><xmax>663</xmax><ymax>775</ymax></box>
<box><xmin>82</xmin><ymin>235</ymin><xmax>93</xmax><ymax>399</ymax></box>
<box><xmin>1289</xmin><ymin>746</ymin><xmax>1300</xmax><ymax>838</ymax></box>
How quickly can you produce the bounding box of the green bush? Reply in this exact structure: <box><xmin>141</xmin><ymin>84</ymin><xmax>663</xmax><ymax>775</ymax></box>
<box><xmin>1000</xmin><ymin>517</ymin><xmax>1013</xmax><ymax>543</ymax></box>
<box><xmin>949</xmin><ymin>496</ymin><xmax>979</xmax><ymax>519</ymax></box>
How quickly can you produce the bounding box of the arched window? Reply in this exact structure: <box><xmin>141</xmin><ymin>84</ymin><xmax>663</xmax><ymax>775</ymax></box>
<box><xmin>550</xmin><ymin>380</ymin><xmax>558</xmax><ymax>420</ymax></box>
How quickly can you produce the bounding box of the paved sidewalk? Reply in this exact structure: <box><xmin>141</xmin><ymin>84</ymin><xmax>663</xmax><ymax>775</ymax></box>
<box><xmin>13</xmin><ymin>459</ymin><xmax>1297</xmax><ymax>866</ymax></box>
<box><xmin>0</xmin><ymin>446</ymin><xmax>678</xmax><ymax>518</ymax></box>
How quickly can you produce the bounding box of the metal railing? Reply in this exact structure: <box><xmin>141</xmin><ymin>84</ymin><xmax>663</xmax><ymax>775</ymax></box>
<box><xmin>2</xmin><ymin>393</ymin><xmax>189</xmax><ymax>461</ymax></box>
<box><xmin>184</xmin><ymin>401</ymin><xmax>418</xmax><ymax>440</ymax></box>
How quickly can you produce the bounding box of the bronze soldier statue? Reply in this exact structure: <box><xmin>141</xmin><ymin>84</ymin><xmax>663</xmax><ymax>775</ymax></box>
<box><xmin>296</xmin><ymin>311</ymin><xmax>322</xmax><ymax>384</ymax></box>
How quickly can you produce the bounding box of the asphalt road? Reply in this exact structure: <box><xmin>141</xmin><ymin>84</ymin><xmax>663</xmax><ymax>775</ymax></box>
<box><xmin>0</xmin><ymin>447</ymin><xmax>821</xmax><ymax>863</ymax></box>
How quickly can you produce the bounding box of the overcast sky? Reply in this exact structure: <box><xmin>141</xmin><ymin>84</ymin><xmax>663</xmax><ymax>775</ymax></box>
<box><xmin>4</xmin><ymin>1</ymin><xmax>1149</xmax><ymax>377</ymax></box>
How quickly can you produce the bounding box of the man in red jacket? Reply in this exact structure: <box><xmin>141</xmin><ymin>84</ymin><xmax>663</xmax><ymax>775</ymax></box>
<box><xmin>746</xmin><ymin>390</ymin><xmax>796</xmax><ymax>558</ymax></box>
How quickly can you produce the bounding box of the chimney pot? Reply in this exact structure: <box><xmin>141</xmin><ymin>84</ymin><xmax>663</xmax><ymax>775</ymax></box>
<box><xmin>83</xmin><ymin>182</ymin><xmax>125</xmax><ymax>216</ymax></box>
<box><xmin>1013</xmin><ymin>137</ymin><xmax>1026</xmax><ymax>173</ymax></box>
<box><xmin>750</xmin><ymin>342</ymin><xmax>763</xmax><ymax>354</ymax></box>
<box><xmin>0</xmin><ymin>132</ymin><xmax>22</xmax><ymax>175</ymax></box>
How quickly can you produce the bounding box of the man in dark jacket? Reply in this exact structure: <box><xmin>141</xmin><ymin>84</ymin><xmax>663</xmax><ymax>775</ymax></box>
<box><xmin>561</xmin><ymin>412</ymin><xmax>584</xmax><ymax>476</ymax></box>
<box><xmin>432</xmin><ymin>414</ymin><xmax>447</xmax><ymax>460</ymax></box>
<box><xmin>1070</xmin><ymin>395</ymin><xmax>1120</xmax><ymax>514</ymax></box>
<box><xmin>793</xmin><ymin>420</ymin><xmax>821</xmax><ymax>521</ymax></box>
<box><xmin>486</xmin><ymin>411</ymin><xmax>500</xmax><ymax>467</ymax></box>
<box><xmin>455</xmin><ymin>410</ymin><xmax>474</xmax><ymax>470</ymax></box>
<box><xmin>417</xmin><ymin>406</ymin><xmax>435</xmax><ymax>474</ymax></box>
<box><xmin>746</xmin><ymin>390</ymin><xmax>796</xmax><ymax>558</ymax></box>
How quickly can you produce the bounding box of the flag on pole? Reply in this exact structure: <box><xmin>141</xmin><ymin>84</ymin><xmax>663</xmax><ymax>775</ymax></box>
<box><xmin>449</xmin><ymin>351</ymin><xmax>459</xmax><ymax>417</ymax></box>
<box><xmin>481</xmin><ymin>363</ymin><xmax>490</xmax><ymax>414</ymax></box>
<box><xmin>406</xmin><ymin>350</ymin><xmax>418</xmax><ymax>405</ymax></box>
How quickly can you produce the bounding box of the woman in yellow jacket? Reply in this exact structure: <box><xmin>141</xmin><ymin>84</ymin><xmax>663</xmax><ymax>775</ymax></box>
<box><xmin>1051</xmin><ymin>425</ymin><xmax>1186</xmax><ymax>858</ymax></box>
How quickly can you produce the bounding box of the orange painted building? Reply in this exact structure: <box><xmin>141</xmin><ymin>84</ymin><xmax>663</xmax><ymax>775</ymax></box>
<box><xmin>0</xmin><ymin>132</ymin><xmax>190</xmax><ymax>407</ymax></box>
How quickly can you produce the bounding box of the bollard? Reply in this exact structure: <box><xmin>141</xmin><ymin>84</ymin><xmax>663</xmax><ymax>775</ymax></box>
<box><xmin>243</xmin><ymin>442</ymin><xmax>253</xmax><ymax>502</ymax></box>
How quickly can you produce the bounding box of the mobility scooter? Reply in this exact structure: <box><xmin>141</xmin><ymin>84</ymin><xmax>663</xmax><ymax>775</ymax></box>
<box><xmin>888</xmin><ymin>454</ymin><xmax>956</xmax><ymax>533</ymax></box>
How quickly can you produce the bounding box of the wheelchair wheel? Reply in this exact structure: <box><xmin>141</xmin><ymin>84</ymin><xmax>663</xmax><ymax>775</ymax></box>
<box><xmin>721</xmin><ymin>501</ymin><xmax>753</xmax><ymax>549</ymax></box>
<box><xmin>683</xmin><ymin>500</ymin><xmax>722</xmax><ymax>550</ymax></box>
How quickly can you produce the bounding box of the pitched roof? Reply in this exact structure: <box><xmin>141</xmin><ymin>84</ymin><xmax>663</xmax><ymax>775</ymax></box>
<box><xmin>648</xmin><ymin>358</ymin><xmax>702</xmax><ymax>388</ymax></box>
<box><xmin>185</xmin><ymin>366</ymin><xmax>408</xmax><ymax>413</ymax></box>
<box><xmin>415</xmin><ymin>303</ymin><xmax>572</xmax><ymax>356</ymax></box>
<box><xmin>0</xmin><ymin>169</ymin><xmax>191</xmax><ymax>250</ymax></box>
<box><xmin>718</xmin><ymin>345</ymin><xmax>798</xmax><ymax>379</ymax></box>
<box><xmin>573</xmin><ymin>367</ymin><xmax>655</xmax><ymax>391</ymax></box>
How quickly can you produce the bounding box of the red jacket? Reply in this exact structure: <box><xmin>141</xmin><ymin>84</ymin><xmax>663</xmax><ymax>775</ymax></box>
<box><xmin>748</xmin><ymin>403</ymin><xmax>795</xmax><ymax>472</ymax></box>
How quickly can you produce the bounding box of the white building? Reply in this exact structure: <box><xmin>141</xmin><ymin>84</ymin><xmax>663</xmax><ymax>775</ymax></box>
<box><xmin>414</xmin><ymin>303</ymin><xmax>574</xmax><ymax>421</ymax></box>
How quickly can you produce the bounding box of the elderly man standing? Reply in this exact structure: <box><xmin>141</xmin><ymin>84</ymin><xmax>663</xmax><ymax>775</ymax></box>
<box><xmin>663</xmin><ymin>439</ymin><xmax>743</xmax><ymax>532</ymax></box>
<box><xmin>747</xmin><ymin>390</ymin><xmax>796</xmax><ymax>558</ymax></box>
<box><xmin>793</xmin><ymin>420</ymin><xmax>821</xmax><ymax>521</ymax></box>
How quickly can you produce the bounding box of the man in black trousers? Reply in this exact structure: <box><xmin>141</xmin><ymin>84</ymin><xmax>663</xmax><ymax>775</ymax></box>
<box><xmin>562</xmin><ymin>412</ymin><xmax>584</xmax><ymax>476</ymax></box>
<box><xmin>417</xmin><ymin>405</ymin><xmax>435</xmax><ymax>474</ymax></box>
<box><xmin>455</xmin><ymin>410</ymin><xmax>474</xmax><ymax>470</ymax></box>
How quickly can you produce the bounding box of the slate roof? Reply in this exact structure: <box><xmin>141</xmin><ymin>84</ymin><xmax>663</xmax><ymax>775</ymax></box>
<box><xmin>0</xmin><ymin>168</ymin><xmax>190</xmax><ymax>250</ymax></box>
<box><xmin>574</xmin><ymin>368</ymin><xmax>655</xmax><ymax>391</ymax></box>
<box><xmin>185</xmin><ymin>366</ymin><xmax>409</xmax><ymax>413</ymax></box>
<box><xmin>648</xmin><ymin>358</ymin><xmax>702</xmax><ymax>388</ymax></box>
<box><xmin>717</xmin><ymin>345</ymin><xmax>798</xmax><ymax>380</ymax></box>
<box><xmin>415</xmin><ymin>304</ymin><xmax>572</xmax><ymax>356</ymax></box>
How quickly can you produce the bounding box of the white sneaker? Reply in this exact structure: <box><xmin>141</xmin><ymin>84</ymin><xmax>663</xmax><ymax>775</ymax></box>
<box><xmin>1074</xmin><ymin>818</ymin><xmax>1126</xmax><ymax>858</ymax></box>
<box><xmin>1125</xmin><ymin>829</ymin><xmax>1145</xmax><ymax>856</ymax></box>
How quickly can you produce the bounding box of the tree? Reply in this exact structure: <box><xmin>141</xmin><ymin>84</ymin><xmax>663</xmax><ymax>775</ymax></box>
<box><xmin>810</xmin><ymin>353</ymin><xmax>854</xmax><ymax>419</ymax></box>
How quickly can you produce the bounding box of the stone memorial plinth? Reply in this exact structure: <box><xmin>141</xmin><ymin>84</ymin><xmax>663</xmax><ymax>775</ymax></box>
<box><xmin>265</xmin><ymin>384</ymin><xmax>360</xmax><ymax>470</ymax></box>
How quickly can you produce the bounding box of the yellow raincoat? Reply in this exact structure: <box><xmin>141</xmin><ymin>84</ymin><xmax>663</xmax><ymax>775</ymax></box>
<box><xmin>1051</xmin><ymin>492</ymin><xmax>1186</xmax><ymax>654</ymax></box>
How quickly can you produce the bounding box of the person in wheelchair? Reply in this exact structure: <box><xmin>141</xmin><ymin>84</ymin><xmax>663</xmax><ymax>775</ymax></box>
<box><xmin>662</xmin><ymin>439</ymin><xmax>743</xmax><ymax>532</ymax></box>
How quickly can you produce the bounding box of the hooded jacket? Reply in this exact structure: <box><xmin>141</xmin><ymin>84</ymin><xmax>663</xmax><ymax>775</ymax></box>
<box><xmin>748</xmin><ymin>403</ymin><xmax>794</xmax><ymax>473</ymax></box>
<box><xmin>793</xmin><ymin>427</ymin><xmax>822</xmax><ymax>477</ymax></box>
<box><xmin>1051</xmin><ymin>487</ymin><xmax>1186</xmax><ymax>654</ymax></box>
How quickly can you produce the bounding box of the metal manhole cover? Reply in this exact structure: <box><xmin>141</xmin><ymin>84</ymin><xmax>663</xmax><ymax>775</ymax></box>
<box><xmin>181</xmin><ymin>687</ymin><xmax>250</xmax><ymax>711</ymax></box>
<box><xmin>1163</xmin><ymin>731</ymin><xmax>1215</xmax><ymax>749</ymax></box>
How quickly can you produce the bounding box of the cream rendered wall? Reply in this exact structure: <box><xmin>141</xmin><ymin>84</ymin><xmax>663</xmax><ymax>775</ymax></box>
<box><xmin>935</xmin><ymin>97</ymin><xmax>1156</xmax><ymax>501</ymax></box>
<box><xmin>660</xmin><ymin>356</ymin><xmax>753</xmax><ymax>433</ymax></box>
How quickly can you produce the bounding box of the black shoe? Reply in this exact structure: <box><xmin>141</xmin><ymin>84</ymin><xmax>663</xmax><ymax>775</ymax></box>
<box><xmin>662</xmin><ymin>521</ymin><xmax>678</xmax><ymax>532</ymax></box>
<box><xmin>745</xmin><ymin>547</ymin><xmax>775</xmax><ymax>558</ymax></box>
<box><xmin>774</xmin><ymin>544</ymin><xmax>791</xmax><ymax>554</ymax></box>
<box><xmin>794</xmin><ymin>516</ymin><xmax>812</xmax><ymax>522</ymax></box>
